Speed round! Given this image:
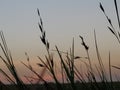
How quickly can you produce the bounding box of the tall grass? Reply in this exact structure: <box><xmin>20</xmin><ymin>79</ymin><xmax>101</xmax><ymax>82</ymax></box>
<box><xmin>0</xmin><ymin>0</ymin><xmax>120</xmax><ymax>90</ymax></box>
<box><xmin>0</xmin><ymin>31</ymin><xmax>26</xmax><ymax>90</ymax></box>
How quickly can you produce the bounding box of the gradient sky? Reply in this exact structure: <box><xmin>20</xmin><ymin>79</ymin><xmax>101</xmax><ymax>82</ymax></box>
<box><xmin>0</xmin><ymin>0</ymin><xmax>120</xmax><ymax>83</ymax></box>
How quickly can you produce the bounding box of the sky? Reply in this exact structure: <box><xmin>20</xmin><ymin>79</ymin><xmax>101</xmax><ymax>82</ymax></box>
<box><xmin>0</xmin><ymin>0</ymin><xmax>120</xmax><ymax>83</ymax></box>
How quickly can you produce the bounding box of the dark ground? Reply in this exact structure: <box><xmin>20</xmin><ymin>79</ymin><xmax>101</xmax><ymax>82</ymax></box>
<box><xmin>1</xmin><ymin>82</ymin><xmax>120</xmax><ymax>90</ymax></box>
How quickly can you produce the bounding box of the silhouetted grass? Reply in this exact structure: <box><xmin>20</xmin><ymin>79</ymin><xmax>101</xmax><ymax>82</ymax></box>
<box><xmin>0</xmin><ymin>0</ymin><xmax>120</xmax><ymax>90</ymax></box>
<box><xmin>0</xmin><ymin>31</ymin><xmax>27</xmax><ymax>90</ymax></box>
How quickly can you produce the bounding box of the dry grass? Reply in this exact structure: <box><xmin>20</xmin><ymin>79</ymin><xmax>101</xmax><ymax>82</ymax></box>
<box><xmin>0</xmin><ymin>0</ymin><xmax>120</xmax><ymax>90</ymax></box>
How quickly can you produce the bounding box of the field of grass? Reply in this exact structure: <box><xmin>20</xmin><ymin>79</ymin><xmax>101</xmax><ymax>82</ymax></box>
<box><xmin>0</xmin><ymin>0</ymin><xmax>120</xmax><ymax>90</ymax></box>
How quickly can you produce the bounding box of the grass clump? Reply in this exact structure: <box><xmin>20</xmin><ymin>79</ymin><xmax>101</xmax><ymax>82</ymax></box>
<box><xmin>0</xmin><ymin>0</ymin><xmax>120</xmax><ymax>90</ymax></box>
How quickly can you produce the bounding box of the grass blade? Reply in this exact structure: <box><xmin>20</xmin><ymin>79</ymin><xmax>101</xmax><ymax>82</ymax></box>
<box><xmin>114</xmin><ymin>0</ymin><xmax>120</xmax><ymax>29</ymax></box>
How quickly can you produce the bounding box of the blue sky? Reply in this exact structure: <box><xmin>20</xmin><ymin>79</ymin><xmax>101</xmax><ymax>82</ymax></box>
<box><xmin>0</xmin><ymin>0</ymin><xmax>100</xmax><ymax>56</ymax></box>
<box><xmin>0</xmin><ymin>0</ymin><xmax>120</xmax><ymax>75</ymax></box>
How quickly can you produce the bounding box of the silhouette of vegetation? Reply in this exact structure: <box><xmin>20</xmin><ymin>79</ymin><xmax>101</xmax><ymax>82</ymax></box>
<box><xmin>0</xmin><ymin>0</ymin><xmax>120</xmax><ymax>90</ymax></box>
